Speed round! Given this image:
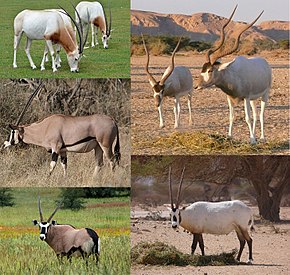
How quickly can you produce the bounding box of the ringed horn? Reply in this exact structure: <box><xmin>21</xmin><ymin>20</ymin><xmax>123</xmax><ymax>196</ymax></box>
<box><xmin>169</xmin><ymin>166</ymin><xmax>185</xmax><ymax>209</ymax></box>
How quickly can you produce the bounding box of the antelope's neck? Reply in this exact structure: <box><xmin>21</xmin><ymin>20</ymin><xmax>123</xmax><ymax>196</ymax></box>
<box><xmin>93</xmin><ymin>16</ymin><xmax>106</xmax><ymax>32</ymax></box>
<box><xmin>22</xmin><ymin>124</ymin><xmax>46</xmax><ymax>147</ymax></box>
<box><xmin>58</xmin><ymin>27</ymin><xmax>77</xmax><ymax>54</ymax></box>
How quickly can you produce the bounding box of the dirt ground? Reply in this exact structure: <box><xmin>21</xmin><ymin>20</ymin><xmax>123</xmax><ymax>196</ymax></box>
<box><xmin>131</xmin><ymin>51</ymin><xmax>289</xmax><ymax>155</ymax></box>
<box><xmin>130</xmin><ymin>205</ymin><xmax>290</xmax><ymax>275</ymax></box>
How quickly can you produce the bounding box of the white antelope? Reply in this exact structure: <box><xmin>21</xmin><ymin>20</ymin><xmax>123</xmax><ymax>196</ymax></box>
<box><xmin>33</xmin><ymin>196</ymin><xmax>100</xmax><ymax>262</ymax></box>
<box><xmin>13</xmin><ymin>7</ymin><xmax>88</xmax><ymax>72</ymax></box>
<box><xmin>195</xmin><ymin>6</ymin><xmax>272</xmax><ymax>144</ymax></box>
<box><xmin>76</xmin><ymin>1</ymin><xmax>112</xmax><ymax>49</ymax></box>
<box><xmin>3</xmin><ymin>83</ymin><xmax>121</xmax><ymax>177</ymax></box>
<box><xmin>142</xmin><ymin>36</ymin><xmax>193</xmax><ymax>129</ymax></box>
<box><xmin>169</xmin><ymin>167</ymin><xmax>254</xmax><ymax>263</ymax></box>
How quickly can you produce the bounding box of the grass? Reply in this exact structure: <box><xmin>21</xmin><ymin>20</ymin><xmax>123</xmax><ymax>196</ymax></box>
<box><xmin>0</xmin><ymin>0</ymin><xmax>130</xmax><ymax>78</ymax></box>
<box><xmin>0</xmin><ymin>188</ymin><xmax>130</xmax><ymax>274</ymax></box>
<box><xmin>131</xmin><ymin>242</ymin><xmax>239</xmax><ymax>266</ymax></box>
<box><xmin>133</xmin><ymin>131</ymin><xmax>289</xmax><ymax>155</ymax></box>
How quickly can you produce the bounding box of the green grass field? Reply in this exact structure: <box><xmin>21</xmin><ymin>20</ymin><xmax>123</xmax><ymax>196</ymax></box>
<box><xmin>0</xmin><ymin>188</ymin><xmax>130</xmax><ymax>274</ymax></box>
<box><xmin>0</xmin><ymin>0</ymin><xmax>130</xmax><ymax>78</ymax></box>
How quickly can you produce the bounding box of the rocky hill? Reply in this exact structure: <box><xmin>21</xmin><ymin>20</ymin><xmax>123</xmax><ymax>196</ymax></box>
<box><xmin>131</xmin><ymin>10</ymin><xmax>289</xmax><ymax>43</ymax></box>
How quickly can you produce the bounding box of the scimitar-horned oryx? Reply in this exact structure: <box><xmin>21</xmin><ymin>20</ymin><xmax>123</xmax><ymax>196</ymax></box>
<box><xmin>76</xmin><ymin>1</ymin><xmax>112</xmax><ymax>48</ymax></box>
<box><xmin>195</xmin><ymin>5</ymin><xmax>272</xmax><ymax>144</ymax></box>
<box><xmin>168</xmin><ymin>166</ymin><xmax>254</xmax><ymax>263</ymax></box>
<box><xmin>142</xmin><ymin>35</ymin><xmax>193</xmax><ymax>129</ymax></box>
<box><xmin>13</xmin><ymin>6</ymin><xmax>89</xmax><ymax>72</ymax></box>
<box><xmin>3</xmin><ymin>84</ymin><xmax>121</xmax><ymax>177</ymax></box>
<box><xmin>33</xmin><ymin>196</ymin><xmax>100</xmax><ymax>263</ymax></box>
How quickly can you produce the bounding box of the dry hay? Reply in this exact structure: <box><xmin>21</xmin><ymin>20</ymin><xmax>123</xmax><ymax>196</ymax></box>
<box><xmin>131</xmin><ymin>242</ymin><xmax>238</xmax><ymax>266</ymax></box>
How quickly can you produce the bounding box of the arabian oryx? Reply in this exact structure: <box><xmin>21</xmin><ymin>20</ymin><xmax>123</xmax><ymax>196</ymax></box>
<box><xmin>168</xmin><ymin>167</ymin><xmax>254</xmax><ymax>263</ymax></box>
<box><xmin>33</xmin><ymin>196</ymin><xmax>100</xmax><ymax>262</ymax></box>
<box><xmin>195</xmin><ymin>5</ymin><xmax>272</xmax><ymax>144</ymax></box>
<box><xmin>142</xmin><ymin>36</ymin><xmax>193</xmax><ymax>129</ymax></box>
<box><xmin>75</xmin><ymin>1</ymin><xmax>112</xmax><ymax>48</ymax></box>
<box><xmin>3</xmin><ymin>84</ymin><xmax>121</xmax><ymax>177</ymax></box>
<box><xmin>13</xmin><ymin>6</ymin><xmax>88</xmax><ymax>72</ymax></box>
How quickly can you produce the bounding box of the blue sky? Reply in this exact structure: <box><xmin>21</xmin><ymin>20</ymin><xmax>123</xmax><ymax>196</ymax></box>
<box><xmin>131</xmin><ymin>0</ymin><xmax>290</xmax><ymax>22</ymax></box>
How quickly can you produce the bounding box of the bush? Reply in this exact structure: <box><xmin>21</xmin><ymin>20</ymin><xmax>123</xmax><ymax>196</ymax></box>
<box><xmin>0</xmin><ymin>188</ymin><xmax>14</xmax><ymax>207</ymax></box>
<box><xmin>57</xmin><ymin>188</ymin><xmax>85</xmax><ymax>211</ymax></box>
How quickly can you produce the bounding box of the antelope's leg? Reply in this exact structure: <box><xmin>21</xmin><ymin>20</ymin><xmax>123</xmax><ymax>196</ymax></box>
<box><xmin>60</xmin><ymin>152</ymin><xmax>67</xmax><ymax>177</ymax></box>
<box><xmin>244</xmin><ymin>99</ymin><xmax>256</xmax><ymax>144</ymax></box>
<box><xmin>25</xmin><ymin>38</ymin><xmax>37</xmax><ymax>69</ymax></box>
<box><xmin>40</xmin><ymin>45</ymin><xmax>48</xmax><ymax>71</ymax></box>
<box><xmin>158</xmin><ymin>103</ymin><xmax>165</xmax><ymax>129</ymax></box>
<box><xmin>55</xmin><ymin>44</ymin><xmax>62</xmax><ymax>68</ymax></box>
<box><xmin>95</xmin><ymin>26</ymin><xmax>99</xmax><ymax>46</ymax></box>
<box><xmin>241</xmin><ymin>229</ymin><xmax>253</xmax><ymax>263</ymax></box>
<box><xmin>13</xmin><ymin>32</ymin><xmax>23</xmax><ymax>68</ymax></box>
<box><xmin>93</xmin><ymin>143</ymin><xmax>104</xmax><ymax>177</ymax></box>
<box><xmin>260</xmin><ymin>100</ymin><xmax>267</xmax><ymax>141</ymax></box>
<box><xmin>236</xmin><ymin>231</ymin><xmax>246</xmax><ymax>262</ymax></box>
<box><xmin>198</xmin><ymin>234</ymin><xmax>205</xmax><ymax>256</ymax></box>
<box><xmin>100</xmin><ymin>144</ymin><xmax>115</xmax><ymax>172</ymax></box>
<box><xmin>191</xmin><ymin>233</ymin><xmax>199</xmax><ymax>255</ymax></box>
<box><xmin>49</xmin><ymin>152</ymin><xmax>59</xmax><ymax>175</ymax></box>
<box><xmin>45</xmin><ymin>39</ymin><xmax>57</xmax><ymax>72</ymax></box>
<box><xmin>188</xmin><ymin>92</ymin><xmax>193</xmax><ymax>126</ymax></box>
<box><xmin>226</xmin><ymin>96</ymin><xmax>235</xmax><ymax>139</ymax></box>
<box><xmin>174</xmin><ymin>97</ymin><xmax>181</xmax><ymax>128</ymax></box>
<box><xmin>91</xmin><ymin>23</ymin><xmax>95</xmax><ymax>47</ymax></box>
<box><xmin>250</xmin><ymin>100</ymin><xmax>257</xmax><ymax>139</ymax></box>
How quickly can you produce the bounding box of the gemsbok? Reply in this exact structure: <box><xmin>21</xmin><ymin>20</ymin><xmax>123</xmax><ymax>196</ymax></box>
<box><xmin>33</xmin><ymin>196</ymin><xmax>100</xmax><ymax>262</ymax></box>
<box><xmin>13</xmin><ymin>6</ymin><xmax>88</xmax><ymax>72</ymax></box>
<box><xmin>75</xmin><ymin>1</ymin><xmax>112</xmax><ymax>48</ymax></box>
<box><xmin>168</xmin><ymin>166</ymin><xmax>254</xmax><ymax>263</ymax></box>
<box><xmin>3</xmin><ymin>83</ymin><xmax>121</xmax><ymax>177</ymax></box>
<box><xmin>142</xmin><ymin>36</ymin><xmax>193</xmax><ymax>129</ymax></box>
<box><xmin>195</xmin><ymin>6</ymin><xmax>272</xmax><ymax>144</ymax></box>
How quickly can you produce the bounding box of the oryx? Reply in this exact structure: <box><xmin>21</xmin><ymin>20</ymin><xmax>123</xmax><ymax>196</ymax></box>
<box><xmin>33</xmin><ymin>196</ymin><xmax>100</xmax><ymax>262</ymax></box>
<box><xmin>168</xmin><ymin>167</ymin><xmax>254</xmax><ymax>263</ymax></box>
<box><xmin>75</xmin><ymin>1</ymin><xmax>112</xmax><ymax>48</ymax></box>
<box><xmin>142</xmin><ymin>36</ymin><xmax>193</xmax><ymax>129</ymax></box>
<box><xmin>13</xmin><ymin>6</ymin><xmax>88</xmax><ymax>72</ymax></box>
<box><xmin>3</xmin><ymin>83</ymin><xmax>121</xmax><ymax>177</ymax></box>
<box><xmin>195</xmin><ymin>5</ymin><xmax>272</xmax><ymax>144</ymax></box>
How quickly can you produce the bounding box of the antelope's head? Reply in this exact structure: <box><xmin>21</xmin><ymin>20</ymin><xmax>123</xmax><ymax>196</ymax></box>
<box><xmin>196</xmin><ymin>5</ymin><xmax>263</xmax><ymax>90</ymax></box>
<box><xmin>33</xmin><ymin>196</ymin><xmax>60</xmax><ymax>241</ymax></box>
<box><xmin>142</xmin><ymin>35</ymin><xmax>181</xmax><ymax>107</ymax></box>
<box><xmin>168</xmin><ymin>166</ymin><xmax>185</xmax><ymax>230</ymax></box>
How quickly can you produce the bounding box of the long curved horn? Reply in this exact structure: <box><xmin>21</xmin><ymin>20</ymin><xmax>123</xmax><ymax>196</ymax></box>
<box><xmin>103</xmin><ymin>2</ymin><xmax>112</xmax><ymax>36</ymax></box>
<box><xmin>141</xmin><ymin>34</ymin><xmax>158</xmax><ymax>85</ymax></box>
<box><xmin>176</xmin><ymin>166</ymin><xmax>185</xmax><ymax>209</ymax></box>
<box><xmin>212</xmin><ymin>10</ymin><xmax>264</xmax><ymax>62</ymax></box>
<box><xmin>168</xmin><ymin>166</ymin><xmax>174</xmax><ymax>209</ymax></box>
<box><xmin>16</xmin><ymin>82</ymin><xmax>44</xmax><ymax>126</ymax></box>
<box><xmin>47</xmin><ymin>203</ymin><xmax>61</xmax><ymax>223</ymax></box>
<box><xmin>159</xmin><ymin>37</ymin><xmax>181</xmax><ymax>85</ymax></box>
<box><xmin>38</xmin><ymin>195</ymin><xmax>44</xmax><ymax>222</ymax></box>
<box><xmin>206</xmin><ymin>5</ymin><xmax>238</xmax><ymax>64</ymax></box>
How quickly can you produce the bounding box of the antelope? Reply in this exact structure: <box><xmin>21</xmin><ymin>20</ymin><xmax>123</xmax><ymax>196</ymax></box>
<box><xmin>13</xmin><ymin>6</ymin><xmax>88</xmax><ymax>72</ymax></box>
<box><xmin>3</xmin><ymin>83</ymin><xmax>121</xmax><ymax>177</ymax></box>
<box><xmin>75</xmin><ymin>1</ymin><xmax>112</xmax><ymax>49</ymax></box>
<box><xmin>169</xmin><ymin>167</ymin><xmax>254</xmax><ymax>264</ymax></box>
<box><xmin>33</xmin><ymin>196</ymin><xmax>100</xmax><ymax>262</ymax></box>
<box><xmin>195</xmin><ymin>6</ymin><xmax>272</xmax><ymax>144</ymax></box>
<box><xmin>142</xmin><ymin>36</ymin><xmax>193</xmax><ymax>129</ymax></box>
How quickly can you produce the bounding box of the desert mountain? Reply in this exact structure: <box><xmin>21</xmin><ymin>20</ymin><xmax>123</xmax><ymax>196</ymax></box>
<box><xmin>131</xmin><ymin>10</ymin><xmax>289</xmax><ymax>43</ymax></box>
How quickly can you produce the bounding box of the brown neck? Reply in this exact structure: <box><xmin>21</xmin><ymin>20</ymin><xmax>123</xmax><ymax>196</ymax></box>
<box><xmin>93</xmin><ymin>16</ymin><xmax>106</xmax><ymax>33</ymax></box>
<box><xmin>58</xmin><ymin>27</ymin><xmax>77</xmax><ymax>54</ymax></box>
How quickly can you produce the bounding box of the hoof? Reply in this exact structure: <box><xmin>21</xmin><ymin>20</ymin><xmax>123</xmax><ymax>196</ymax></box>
<box><xmin>40</xmin><ymin>67</ymin><xmax>45</xmax><ymax>71</ymax></box>
<box><xmin>13</xmin><ymin>64</ymin><xmax>17</xmax><ymax>68</ymax></box>
<box><xmin>247</xmin><ymin>259</ymin><xmax>253</xmax><ymax>265</ymax></box>
<box><xmin>31</xmin><ymin>65</ymin><xmax>37</xmax><ymax>70</ymax></box>
<box><xmin>250</xmin><ymin>138</ymin><xmax>257</xmax><ymax>145</ymax></box>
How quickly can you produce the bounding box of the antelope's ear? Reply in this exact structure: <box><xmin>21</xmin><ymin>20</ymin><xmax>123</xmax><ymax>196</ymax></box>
<box><xmin>51</xmin><ymin>220</ymin><xmax>57</xmax><ymax>225</ymax></box>
<box><xmin>18</xmin><ymin>127</ymin><xmax>24</xmax><ymax>135</ymax></box>
<box><xmin>167</xmin><ymin>207</ymin><xmax>172</xmax><ymax>211</ymax></box>
<box><xmin>218</xmin><ymin>59</ymin><xmax>235</xmax><ymax>71</ymax></box>
<box><xmin>32</xmin><ymin>220</ymin><xmax>38</xmax><ymax>226</ymax></box>
<box><xmin>9</xmin><ymin>124</ymin><xmax>18</xmax><ymax>130</ymax></box>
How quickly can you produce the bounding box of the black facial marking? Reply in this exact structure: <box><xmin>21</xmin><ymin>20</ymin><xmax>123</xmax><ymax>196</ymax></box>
<box><xmin>201</xmin><ymin>62</ymin><xmax>211</xmax><ymax>73</ymax></box>
<box><xmin>173</xmin><ymin>215</ymin><xmax>177</xmax><ymax>222</ymax></box>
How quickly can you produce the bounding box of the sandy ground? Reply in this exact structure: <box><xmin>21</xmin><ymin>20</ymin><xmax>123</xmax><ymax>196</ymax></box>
<box><xmin>130</xmin><ymin>205</ymin><xmax>290</xmax><ymax>275</ymax></box>
<box><xmin>131</xmin><ymin>51</ymin><xmax>289</xmax><ymax>155</ymax></box>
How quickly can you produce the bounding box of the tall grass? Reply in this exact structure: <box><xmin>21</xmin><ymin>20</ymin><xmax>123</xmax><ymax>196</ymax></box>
<box><xmin>0</xmin><ymin>188</ymin><xmax>130</xmax><ymax>274</ymax></box>
<box><xmin>0</xmin><ymin>0</ymin><xmax>130</xmax><ymax>78</ymax></box>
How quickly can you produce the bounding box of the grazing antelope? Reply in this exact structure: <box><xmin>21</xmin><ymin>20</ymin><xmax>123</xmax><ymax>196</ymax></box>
<box><xmin>142</xmin><ymin>36</ymin><xmax>193</xmax><ymax>129</ymax></box>
<box><xmin>76</xmin><ymin>1</ymin><xmax>112</xmax><ymax>49</ymax></box>
<box><xmin>168</xmin><ymin>167</ymin><xmax>254</xmax><ymax>263</ymax></box>
<box><xmin>3</xmin><ymin>84</ymin><xmax>121</xmax><ymax>177</ymax></box>
<box><xmin>33</xmin><ymin>196</ymin><xmax>100</xmax><ymax>262</ymax></box>
<box><xmin>13</xmin><ymin>7</ymin><xmax>88</xmax><ymax>72</ymax></box>
<box><xmin>195</xmin><ymin>6</ymin><xmax>272</xmax><ymax>144</ymax></box>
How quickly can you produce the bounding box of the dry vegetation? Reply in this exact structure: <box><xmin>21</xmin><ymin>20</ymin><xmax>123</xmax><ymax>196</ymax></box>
<box><xmin>0</xmin><ymin>79</ymin><xmax>130</xmax><ymax>187</ymax></box>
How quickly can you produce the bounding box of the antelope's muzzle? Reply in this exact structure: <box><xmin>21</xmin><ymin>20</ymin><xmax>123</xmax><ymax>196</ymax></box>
<box><xmin>40</xmin><ymin>234</ymin><xmax>45</xmax><ymax>241</ymax></box>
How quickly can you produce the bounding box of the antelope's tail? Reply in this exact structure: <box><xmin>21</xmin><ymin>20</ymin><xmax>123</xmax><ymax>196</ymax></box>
<box><xmin>113</xmin><ymin>121</ymin><xmax>121</xmax><ymax>165</ymax></box>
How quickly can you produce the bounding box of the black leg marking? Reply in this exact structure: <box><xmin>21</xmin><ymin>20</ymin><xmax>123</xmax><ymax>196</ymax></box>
<box><xmin>51</xmin><ymin>152</ymin><xmax>59</xmax><ymax>162</ymax></box>
<box><xmin>198</xmin><ymin>234</ymin><xmax>205</xmax><ymax>256</ymax></box>
<box><xmin>191</xmin><ymin>233</ymin><xmax>199</xmax><ymax>255</ymax></box>
<box><xmin>60</xmin><ymin>156</ymin><xmax>67</xmax><ymax>165</ymax></box>
<box><xmin>247</xmin><ymin>237</ymin><xmax>253</xmax><ymax>261</ymax></box>
<box><xmin>236</xmin><ymin>232</ymin><xmax>246</xmax><ymax>261</ymax></box>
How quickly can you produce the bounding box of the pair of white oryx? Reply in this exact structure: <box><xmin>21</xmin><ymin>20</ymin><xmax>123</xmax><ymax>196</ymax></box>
<box><xmin>3</xmin><ymin>82</ymin><xmax>121</xmax><ymax>178</ymax></box>
<box><xmin>144</xmin><ymin>5</ymin><xmax>272</xmax><ymax>144</ymax></box>
<box><xmin>168</xmin><ymin>167</ymin><xmax>254</xmax><ymax>263</ymax></box>
<box><xmin>33</xmin><ymin>196</ymin><xmax>100</xmax><ymax>262</ymax></box>
<box><xmin>13</xmin><ymin>1</ymin><xmax>112</xmax><ymax>72</ymax></box>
